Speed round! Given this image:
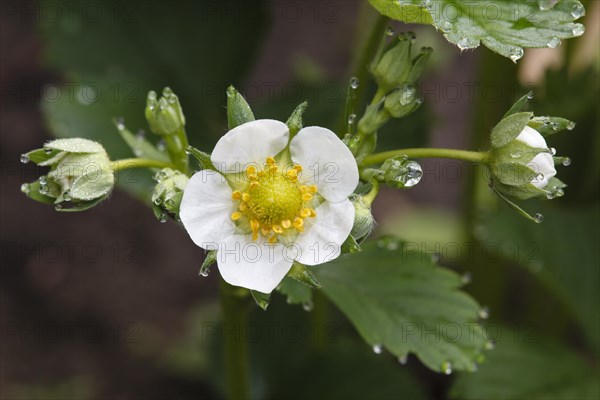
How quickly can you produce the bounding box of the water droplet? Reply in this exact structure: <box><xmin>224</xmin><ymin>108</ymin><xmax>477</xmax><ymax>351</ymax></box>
<box><xmin>39</xmin><ymin>176</ymin><xmax>47</xmax><ymax>185</ymax></box>
<box><xmin>116</xmin><ymin>117</ymin><xmax>125</xmax><ymax>131</ymax></box>
<box><xmin>135</xmin><ymin>130</ymin><xmax>145</xmax><ymax>140</ymax></box>
<box><xmin>159</xmin><ymin>213</ymin><xmax>168</xmax><ymax>223</ymax></box>
<box><xmin>527</xmin><ymin>92</ymin><xmax>534</xmax><ymax>100</ymax></box>
<box><xmin>538</xmin><ymin>0</ymin><xmax>557</xmax><ymax>11</ymax></box>
<box><xmin>55</xmin><ymin>204</ymin><xmax>62</xmax><ymax>211</ymax></box>
<box><xmin>63</xmin><ymin>192</ymin><xmax>72</xmax><ymax>201</ymax></box>
<box><xmin>372</xmin><ymin>344</ymin><xmax>383</xmax><ymax>354</ymax></box>
<box><xmin>20</xmin><ymin>154</ymin><xmax>30</xmax><ymax>164</ymax></box>
<box><xmin>479</xmin><ymin>307</ymin><xmax>490</xmax><ymax>319</ymax></box>
<box><xmin>562</xmin><ymin>157</ymin><xmax>571</xmax><ymax>166</ymax></box>
<box><xmin>153</xmin><ymin>198</ymin><xmax>162</xmax><ymax>205</ymax></box>
<box><xmin>157</xmin><ymin>139</ymin><xmax>166</xmax><ymax>151</ymax></box>
<box><xmin>547</xmin><ymin>36</ymin><xmax>561</xmax><ymax>48</ymax></box>
<box><xmin>39</xmin><ymin>186</ymin><xmax>48</xmax><ymax>195</ymax></box>
<box><xmin>302</xmin><ymin>301</ymin><xmax>314</xmax><ymax>312</ymax></box>
<box><xmin>441</xmin><ymin>361</ymin><xmax>453</xmax><ymax>375</ymax></box>
<box><xmin>509</xmin><ymin>46</ymin><xmax>524</xmax><ymax>62</ymax></box>
<box><xmin>572</xmin><ymin>23</ymin><xmax>585</xmax><ymax>36</ymax></box>
<box><xmin>350</xmin><ymin>77</ymin><xmax>360</xmax><ymax>90</ymax></box>
<box><xmin>403</xmin><ymin>161</ymin><xmax>423</xmax><ymax>187</ymax></box>
<box><xmin>549</xmin><ymin>147</ymin><xmax>556</xmax><ymax>155</ymax></box>
<box><xmin>44</xmin><ymin>148</ymin><xmax>53</xmax><ymax>154</ymax></box>
<box><xmin>510</xmin><ymin>152</ymin><xmax>522</xmax><ymax>159</ymax></box>
<box><xmin>534</xmin><ymin>213</ymin><xmax>544</xmax><ymax>223</ymax></box>
<box><xmin>398</xmin><ymin>354</ymin><xmax>408</xmax><ymax>365</ymax></box>
<box><xmin>546</xmin><ymin>192</ymin><xmax>555</xmax><ymax>200</ymax></box>
<box><xmin>226</xmin><ymin>86</ymin><xmax>236</xmax><ymax>98</ymax></box>
<box><xmin>551</xmin><ymin>122</ymin><xmax>560</xmax><ymax>131</ymax></box>
<box><xmin>200</xmin><ymin>269</ymin><xmax>209</xmax><ymax>277</ymax></box>
<box><xmin>185</xmin><ymin>147</ymin><xmax>192</xmax><ymax>155</ymax></box>
<box><xmin>536</xmin><ymin>173</ymin><xmax>545</xmax><ymax>182</ymax></box>
<box><xmin>457</xmin><ymin>37</ymin><xmax>478</xmax><ymax>50</ymax></box>
<box><xmin>555</xmin><ymin>187</ymin><xmax>564</xmax><ymax>197</ymax></box>
<box><xmin>20</xmin><ymin>183</ymin><xmax>30</xmax><ymax>193</ymax></box>
<box><xmin>347</xmin><ymin>113</ymin><xmax>356</xmax><ymax>125</ymax></box>
<box><xmin>165</xmin><ymin>199</ymin><xmax>175</xmax><ymax>208</ymax></box>
<box><xmin>566</xmin><ymin>121</ymin><xmax>576</xmax><ymax>130</ymax></box>
<box><xmin>400</xmin><ymin>84</ymin><xmax>417</xmax><ymax>106</ymax></box>
<box><xmin>441</xmin><ymin>21</ymin><xmax>452</xmax><ymax>32</ymax></box>
<box><xmin>461</xmin><ymin>272</ymin><xmax>472</xmax><ymax>284</ymax></box>
<box><xmin>154</xmin><ymin>170</ymin><xmax>168</xmax><ymax>182</ymax></box>
<box><xmin>571</xmin><ymin>3</ymin><xmax>585</xmax><ymax>18</ymax></box>
<box><xmin>385</xmin><ymin>27</ymin><xmax>395</xmax><ymax>36</ymax></box>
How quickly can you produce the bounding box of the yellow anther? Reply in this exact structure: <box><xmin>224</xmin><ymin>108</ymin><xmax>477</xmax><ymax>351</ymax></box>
<box><xmin>309</xmin><ymin>185</ymin><xmax>318</xmax><ymax>193</ymax></box>
<box><xmin>281</xmin><ymin>219</ymin><xmax>291</xmax><ymax>229</ymax></box>
<box><xmin>309</xmin><ymin>208</ymin><xmax>317</xmax><ymax>218</ymax></box>
<box><xmin>261</xmin><ymin>226</ymin><xmax>271</xmax><ymax>236</ymax></box>
<box><xmin>300</xmin><ymin>185</ymin><xmax>310</xmax><ymax>193</ymax></box>
<box><xmin>246</xmin><ymin>165</ymin><xmax>257</xmax><ymax>175</ymax></box>
<box><xmin>272</xmin><ymin>225</ymin><xmax>283</xmax><ymax>234</ymax></box>
<box><xmin>242</xmin><ymin>193</ymin><xmax>251</xmax><ymax>202</ymax></box>
<box><xmin>250</xmin><ymin>181</ymin><xmax>260</xmax><ymax>188</ymax></box>
<box><xmin>266</xmin><ymin>156</ymin><xmax>276</xmax><ymax>165</ymax></box>
<box><xmin>293</xmin><ymin>165</ymin><xmax>302</xmax><ymax>172</ymax></box>
<box><xmin>231</xmin><ymin>212</ymin><xmax>243</xmax><ymax>221</ymax></box>
<box><xmin>232</xmin><ymin>191</ymin><xmax>242</xmax><ymax>200</ymax></box>
<box><xmin>269</xmin><ymin>164</ymin><xmax>279</xmax><ymax>174</ymax></box>
<box><xmin>251</xmin><ymin>220</ymin><xmax>260</xmax><ymax>240</ymax></box>
<box><xmin>268</xmin><ymin>235</ymin><xmax>278</xmax><ymax>244</ymax></box>
<box><xmin>302</xmin><ymin>193</ymin><xmax>313</xmax><ymax>201</ymax></box>
<box><xmin>300</xmin><ymin>208</ymin><xmax>311</xmax><ymax>218</ymax></box>
<box><xmin>248</xmin><ymin>174</ymin><xmax>258</xmax><ymax>181</ymax></box>
<box><xmin>239</xmin><ymin>202</ymin><xmax>248</xmax><ymax>211</ymax></box>
<box><xmin>293</xmin><ymin>217</ymin><xmax>304</xmax><ymax>228</ymax></box>
<box><xmin>286</xmin><ymin>169</ymin><xmax>298</xmax><ymax>181</ymax></box>
<box><xmin>258</xmin><ymin>171</ymin><xmax>266</xmax><ymax>178</ymax></box>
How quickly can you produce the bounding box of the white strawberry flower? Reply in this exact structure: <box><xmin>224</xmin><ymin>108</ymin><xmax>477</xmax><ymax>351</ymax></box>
<box><xmin>180</xmin><ymin>120</ymin><xmax>359</xmax><ymax>293</ymax></box>
<box><xmin>516</xmin><ymin>126</ymin><xmax>556</xmax><ymax>188</ymax></box>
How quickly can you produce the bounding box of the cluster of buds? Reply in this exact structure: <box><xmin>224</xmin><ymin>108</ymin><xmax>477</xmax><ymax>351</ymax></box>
<box><xmin>20</xmin><ymin>138</ymin><xmax>114</xmax><ymax>211</ymax></box>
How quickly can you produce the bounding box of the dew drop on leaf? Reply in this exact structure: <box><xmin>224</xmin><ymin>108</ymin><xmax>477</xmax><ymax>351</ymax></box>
<box><xmin>441</xmin><ymin>361</ymin><xmax>453</xmax><ymax>375</ymax></box>
<box><xmin>349</xmin><ymin>77</ymin><xmax>360</xmax><ymax>90</ymax></box>
<box><xmin>562</xmin><ymin>157</ymin><xmax>571</xmax><ymax>166</ymax></box>
<box><xmin>20</xmin><ymin>154</ymin><xmax>30</xmax><ymax>164</ymax></box>
<box><xmin>534</xmin><ymin>213</ymin><xmax>544</xmax><ymax>223</ymax></box>
<box><xmin>571</xmin><ymin>3</ymin><xmax>585</xmax><ymax>18</ymax></box>
<box><xmin>398</xmin><ymin>354</ymin><xmax>408</xmax><ymax>365</ymax></box>
<box><xmin>572</xmin><ymin>23</ymin><xmax>585</xmax><ymax>36</ymax></box>
<box><xmin>372</xmin><ymin>344</ymin><xmax>383</xmax><ymax>354</ymax></box>
<box><xmin>547</xmin><ymin>36</ymin><xmax>561</xmax><ymax>48</ymax></box>
<box><xmin>509</xmin><ymin>46</ymin><xmax>524</xmax><ymax>62</ymax></box>
<box><xmin>302</xmin><ymin>301</ymin><xmax>314</xmax><ymax>312</ymax></box>
<box><xmin>20</xmin><ymin>183</ymin><xmax>29</xmax><ymax>193</ymax></box>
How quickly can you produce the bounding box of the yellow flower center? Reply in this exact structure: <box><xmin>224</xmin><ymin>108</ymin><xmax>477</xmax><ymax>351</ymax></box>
<box><xmin>230</xmin><ymin>156</ymin><xmax>317</xmax><ymax>243</ymax></box>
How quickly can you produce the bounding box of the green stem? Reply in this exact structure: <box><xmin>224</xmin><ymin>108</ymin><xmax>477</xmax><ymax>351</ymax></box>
<box><xmin>164</xmin><ymin>128</ymin><xmax>190</xmax><ymax>174</ymax></box>
<box><xmin>111</xmin><ymin>158</ymin><xmax>173</xmax><ymax>172</ymax></box>
<box><xmin>362</xmin><ymin>148</ymin><xmax>489</xmax><ymax>165</ymax></box>
<box><xmin>220</xmin><ymin>281</ymin><xmax>251</xmax><ymax>400</ymax></box>
<box><xmin>362</xmin><ymin>179</ymin><xmax>380</xmax><ymax>206</ymax></box>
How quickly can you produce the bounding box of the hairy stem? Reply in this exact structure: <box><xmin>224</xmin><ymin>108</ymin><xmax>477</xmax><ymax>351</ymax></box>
<box><xmin>111</xmin><ymin>158</ymin><xmax>173</xmax><ymax>172</ymax></box>
<box><xmin>362</xmin><ymin>148</ymin><xmax>489</xmax><ymax>165</ymax></box>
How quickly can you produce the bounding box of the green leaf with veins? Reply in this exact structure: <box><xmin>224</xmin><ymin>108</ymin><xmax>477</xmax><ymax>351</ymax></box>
<box><xmin>369</xmin><ymin>0</ymin><xmax>585</xmax><ymax>61</ymax></box>
<box><xmin>313</xmin><ymin>237</ymin><xmax>489</xmax><ymax>373</ymax></box>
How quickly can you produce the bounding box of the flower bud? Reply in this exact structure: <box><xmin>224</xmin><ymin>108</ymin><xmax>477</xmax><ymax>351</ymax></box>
<box><xmin>371</xmin><ymin>33</ymin><xmax>413</xmax><ymax>92</ymax></box>
<box><xmin>151</xmin><ymin>168</ymin><xmax>189</xmax><ymax>221</ymax></box>
<box><xmin>145</xmin><ymin>87</ymin><xmax>186</xmax><ymax>136</ymax></box>
<box><xmin>21</xmin><ymin>138</ymin><xmax>114</xmax><ymax>211</ymax></box>
<box><xmin>350</xmin><ymin>195</ymin><xmax>375</xmax><ymax>240</ymax></box>
<box><xmin>383</xmin><ymin>83</ymin><xmax>423</xmax><ymax>118</ymax></box>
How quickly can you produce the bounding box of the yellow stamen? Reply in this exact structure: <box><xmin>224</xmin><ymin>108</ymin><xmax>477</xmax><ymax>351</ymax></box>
<box><xmin>268</xmin><ymin>235</ymin><xmax>278</xmax><ymax>244</ymax></box>
<box><xmin>231</xmin><ymin>212</ymin><xmax>242</xmax><ymax>221</ymax></box>
<box><xmin>250</xmin><ymin>181</ymin><xmax>260</xmax><ymax>188</ymax></box>
<box><xmin>261</xmin><ymin>226</ymin><xmax>271</xmax><ymax>236</ymax></box>
<box><xmin>239</xmin><ymin>202</ymin><xmax>248</xmax><ymax>211</ymax></box>
<box><xmin>293</xmin><ymin>165</ymin><xmax>302</xmax><ymax>172</ymax></box>
<box><xmin>266</xmin><ymin>156</ymin><xmax>276</xmax><ymax>165</ymax></box>
<box><xmin>242</xmin><ymin>193</ymin><xmax>251</xmax><ymax>202</ymax></box>
<box><xmin>269</xmin><ymin>165</ymin><xmax>278</xmax><ymax>174</ymax></box>
<box><xmin>300</xmin><ymin>208</ymin><xmax>311</xmax><ymax>218</ymax></box>
<box><xmin>232</xmin><ymin>191</ymin><xmax>242</xmax><ymax>200</ymax></box>
<box><xmin>293</xmin><ymin>217</ymin><xmax>304</xmax><ymax>228</ymax></box>
<box><xmin>309</xmin><ymin>208</ymin><xmax>317</xmax><ymax>217</ymax></box>
<box><xmin>286</xmin><ymin>169</ymin><xmax>298</xmax><ymax>180</ymax></box>
<box><xmin>248</xmin><ymin>174</ymin><xmax>258</xmax><ymax>181</ymax></box>
<box><xmin>272</xmin><ymin>225</ymin><xmax>283</xmax><ymax>234</ymax></box>
<box><xmin>246</xmin><ymin>165</ymin><xmax>257</xmax><ymax>176</ymax></box>
<box><xmin>281</xmin><ymin>219</ymin><xmax>291</xmax><ymax>229</ymax></box>
<box><xmin>251</xmin><ymin>219</ymin><xmax>260</xmax><ymax>240</ymax></box>
<box><xmin>302</xmin><ymin>193</ymin><xmax>313</xmax><ymax>201</ymax></box>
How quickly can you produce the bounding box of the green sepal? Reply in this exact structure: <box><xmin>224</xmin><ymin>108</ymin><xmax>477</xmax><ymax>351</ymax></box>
<box><xmin>199</xmin><ymin>250</ymin><xmax>217</xmax><ymax>277</ymax></box>
<box><xmin>503</xmin><ymin>92</ymin><xmax>533</xmax><ymax>118</ymax></box>
<box><xmin>187</xmin><ymin>146</ymin><xmax>216</xmax><ymax>171</ymax></box>
<box><xmin>251</xmin><ymin>290</ymin><xmax>271</xmax><ymax>311</ymax></box>
<box><xmin>528</xmin><ymin>116</ymin><xmax>576</xmax><ymax>137</ymax></box>
<box><xmin>371</xmin><ymin>33</ymin><xmax>413</xmax><ymax>92</ymax></box>
<box><xmin>491</xmin><ymin>186</ymin><xmax>541</xmax><ymax>223</ymax></box>
<box><xmin>145</xmin><ymin>87</ymin><xmax>186</xmax><ymax>136</ymax></box>
<box><xmin>357</xmin><ymin>100</ymin><xmax>389</xmax><ymax>136</ymax></box>
<box><xmin>113</xmin><ymin>119</ymin><xmax>170</xmax><ymax>162</ymax></box>
<box><xmin>44</xmin><ymin>138</ymin><xmax>104</xmax><ymax>153</ymax></box>
<box><xmin>490</xmin><ymin>112</ymin><xmax>533</xmax><ymax>149</ymax></box>
<box><xmin>226</xmin><ymin>85</ymin><xmax>255</xmax><ymax>130</ymax></box>
<box><xmin>286</xmin><ymin>101</ymin><xmax>308</xmax><ymax>136</ymax></box>
<box><xmin>69</xmin><ymin>170</ymin><xmax>115</xmax><ymax>201</ymax></box>
<box><xmin>490</xmin><ymin>177</ymin><xmax>548</xmax><ymax>200</ymax></box>
<box><xmin>276</xmin><ymin>277</ymin><xmax>313</xmax><ymax>306</ymax></box>
<box><xmin>55</xmin><ymin>196</ymin><xmax>106</xmax><ymax>212</ymax></box>
<box><xmin>26</xmin><ymin>148</ymin><xmax>63</xmax><ymax>165</ymax></box>
<box><xmin>23</xmin><ymin>181</ymin><xmax>57</xmax><ymax>205</ymax></box>
<box><xmin>406</xmin><ymin>46</ymin><xmax>432</xmax><ymax>83</ymax></box>
<box><xmin>341</xmin><ymin>235</ymin><xmax>361</xmax><ymax>254</ymax></box>
<box><xmin>287</xmin><ymin>262</ymin><xmax>321</xmax><ymax>289</ymax></box>
<box><xmin>490</xmin><ymin>162</ymin><xmax>538</xmax><ymax>187</ymax></box>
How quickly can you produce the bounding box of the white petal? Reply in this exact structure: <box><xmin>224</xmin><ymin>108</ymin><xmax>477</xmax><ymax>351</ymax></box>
<box><xmin>290</xmin><ymin>126</ymin><xmax>358</xmax><ymax>202</ymax></box>
<box><xmin>292</xmin><ymin>200</ymin><xmax>354</xmax><ymax>266</ymax></box>
<box><xmin>180</xmin><ymin>170</ymin><xmax>236</xmax><ymax>248</ymax></box>
<box><xmin>516</xmin><ymin>126</ymin><xmax>547</xmax><ymax>149</ymax></box>
<box><xmin>528</xmin><ymin>153</ymin><xmax>556</xmax><ymax>189</ymax></box>
<box><xmin>217</xmin><ymin>235</ymin><xmax>293</xmax><ymax>293</ymax></box>
<box><xmin>211</xmin><ymin>119</ymin><xmax>290</xmax><ymax>173</ymax></box>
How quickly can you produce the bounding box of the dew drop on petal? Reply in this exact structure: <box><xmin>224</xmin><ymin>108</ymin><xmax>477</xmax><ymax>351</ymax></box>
<box><xmin>538</xmin><ymin>0</ymin><xmax>557</xmax><ymax>10</ymax></box>
<box><xmin>39</xmin><ymin>186</ymin><xmax>48</xmax><ymax>195</ymax></box>
<box><xmin>571</xmin><ymin>3</ymin><xmax>585</xmax><ymax>18</ymax></box>
<box><xmin>20</xmin><ymin>154</ymin><xmax>30</xmax><ymax>164</ymax></box>
<box><xmin>547</xmin><ymin>36</ymin><xmax>561</xmax><ymax>48</ymax></box>
<box><xmin>572</xmin><ymin>23</ymin><xmax>585</xmax><ymax>36</ymax></box>
<box><xmin>350</xmin><ymin>77</ymin><xmax>360</xmax><ymax>90</ymax></box>
<box><xmin>372</xmin><ymin>344</ymin><xmax>383</xmax><ymax>354</ymax></box>
<box><xmin>199</xmin><ymin>269</ymin><xmax>209</xmax><ymax>277</ymax></box>
<box><xmin>534</xmin><ymin>213</ymin><xmax>544</xmax><ymax>223</ymax></box>
<box><xmin>509</xmin><ymin>46</ymin><xmax>524</xmax><ymax>62</ymax></box>
<box><xmin>510</xmin><ymin>152</ymin><xmax>522</xmax><ymax>159</ymax></box>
